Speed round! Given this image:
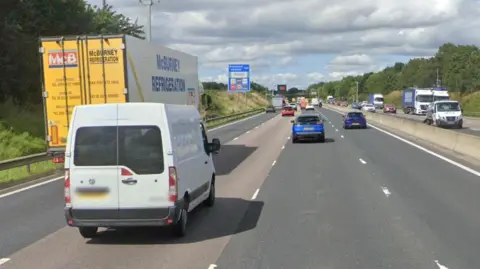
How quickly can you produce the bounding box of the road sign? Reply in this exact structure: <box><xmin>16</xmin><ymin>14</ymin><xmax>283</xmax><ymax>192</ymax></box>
<box><xmin>228</xmin><ymin>64</ymin><xmax>250</xmax><ymax>92</ymax></box>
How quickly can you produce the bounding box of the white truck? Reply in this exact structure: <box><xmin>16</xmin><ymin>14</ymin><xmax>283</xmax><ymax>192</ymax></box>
<box><xmin>39</xmin><ymin>34</ymin><xmax>203</xmax><ymax>159</ymax></box>
<box><xmin>424</xmin><ymin>100</ymin><xmax>463</xmax><ymax>128</ymax></box>
<box><xmin>402</xmin><ymin>88</ymin><xmax>450</xmax><ymax>115</ymax></box>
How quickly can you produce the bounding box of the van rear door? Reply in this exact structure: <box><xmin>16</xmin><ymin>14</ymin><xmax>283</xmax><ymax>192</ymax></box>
<box><xmin>117</xmin><ymin>106</ymin><xmax>170</xmax><ymax>219</ymax></box>
<box><xmin>69</xmin><ymin>106</ymin><xmax>120</xmax><ymax>219</ymax></box>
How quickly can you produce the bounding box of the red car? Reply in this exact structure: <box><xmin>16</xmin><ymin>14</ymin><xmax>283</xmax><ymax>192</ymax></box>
<box><xmin>281</xmin><ymin>106</ymin><xmax>295</xmax><ymax>116</ymax></box>
<box><xmin>383</xmin><ymin>104</ymin><xmax>397</xmax><ymax>113</ymax></box>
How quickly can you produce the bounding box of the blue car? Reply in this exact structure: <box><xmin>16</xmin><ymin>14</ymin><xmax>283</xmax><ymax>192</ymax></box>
<box><xmin>343</xmin><ymin>111</ymin><xmax>367</xmax><ymax>129</ymax></box>
<box><xmin>291</xmin><ymin>114</ymin><xmax>325</xmax><ymax>143</ymax></box>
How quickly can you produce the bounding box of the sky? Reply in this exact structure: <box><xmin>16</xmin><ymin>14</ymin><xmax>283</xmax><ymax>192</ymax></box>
<box><xmin>87</xmin><ymin>0</ymin><xmax>480</xmax><ymax>89</ymax></box>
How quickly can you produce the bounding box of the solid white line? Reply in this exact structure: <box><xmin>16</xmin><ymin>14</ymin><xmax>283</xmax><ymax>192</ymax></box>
<box><xmin>233</xmin><ymin>137</ymin><xmax>239</xmax><ymax>140</ymax></box>
<box><xmin>207</xmin><ymin>264</ymin><xmax>217</xmax><ymax>269</ymax></box>
<box><xmin>324</xmin><ymin>107</ymin><xmax>480</xmax><ymax>177</ymax></box>
<box><xmin>246</xmin><ymin>130</ymin><xmax>250</xmax><ymax>134</ymax></box>
<box><xmin>359</xmin><ymin>158</ymin><xmax>367</xmax><ymax>164</ymax></box>
<box><xmin>272</xmin><ymin>160</ymin><xmax>276</xmax><ymax>166</ymax></box>
<box><xmin>281</xmin><ymin>145</ymin><xmax>285</xmax><ymax>149</ymax></box>
<box><xmin>0</xmin><ymin>258</ymin><xmax>10</xmax><ymax>265</ymax></box>
<box><xmin>434</xmin><ymin>260</ymin><xmax>449</xmax><ymax>269</ymax></box>
<box><xmin>381</xmin><ymin>187</ymin><xmax>391</xmax><ymax>197</ymax></box>
<box><xmin>251</xmin><ymin>189</ymin><xmax>260</xmax><ymax>200</ymax></box>
<box><xmin>0</xmin><ymin>176</ymin><xmax>63</xmax><ymax>199</ymax></box>
<box><xmin>287</xmin><ymin>136</ymin><xmax>291</xmax><ymax>140</ymax></box>
<box><xmin>207</xmin><ymin>112</ymin><xmax>265</xmax><ymax>132</ymax></box>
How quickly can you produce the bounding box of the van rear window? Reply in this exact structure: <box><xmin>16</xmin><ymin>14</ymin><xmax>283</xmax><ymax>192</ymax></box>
<box><xmin>74</xmin><ymin>126</ymin><xmax>164</xmax><ymax>174</ymax></box>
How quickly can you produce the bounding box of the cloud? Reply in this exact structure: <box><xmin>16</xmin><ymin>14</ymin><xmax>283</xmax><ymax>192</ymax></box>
<box><xmin>88</xmin><ymin>0</ymin><xmax>478</xmax><ymax>87</ymax></box>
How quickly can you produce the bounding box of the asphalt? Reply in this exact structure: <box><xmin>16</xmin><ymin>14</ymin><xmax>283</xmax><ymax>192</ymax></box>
<box><xmin>3</xmin><ymin>108</ymin><xmax>480</xmax><ymax>269</ymax></box>
<box><xmin>0</xmin><ymin>111</ymin><xmax>279</xmax><ymax>260</ymax></box>
<box><xmin>375</xmin><ymin>108</ymin><xmax>480</xmax><ymax>136</ymax></box>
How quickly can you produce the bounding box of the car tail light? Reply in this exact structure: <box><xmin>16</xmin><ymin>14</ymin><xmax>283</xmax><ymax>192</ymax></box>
<box><xmin>64</xmin><ymin>169</ymin><xmax>71</xmax><ymax>207</ymax></box>
<box><xmin>168</xmin><ymin>167</ymin><xmax>178</xmax><ymax>202</ymax></box>
<box><xmin>316</xmin><ymin>122</ymin><xmax>323</xmax><ymax>125</ymax></box>
<box><xmin>52</xmin><ymin>156</ymin><xmax>64</xmax><ymax>164</ymax></box>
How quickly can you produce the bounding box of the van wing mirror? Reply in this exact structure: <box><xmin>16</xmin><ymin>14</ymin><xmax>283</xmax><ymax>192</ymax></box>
<box><xmin>209</xmin><ymin>138</ymin><xmax>221</xmax><ymax>154</ymax></box>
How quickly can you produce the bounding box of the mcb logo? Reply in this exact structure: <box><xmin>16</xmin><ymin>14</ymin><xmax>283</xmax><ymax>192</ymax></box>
<box><xmin>48</xmin><ymin>50</ymin><xmax>78</xmax><ymax>68</ymax></box>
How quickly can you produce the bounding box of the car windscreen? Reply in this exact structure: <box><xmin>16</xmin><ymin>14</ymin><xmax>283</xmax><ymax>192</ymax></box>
<box><xmin>283</xmin><ymin>107</ymin><xmax>293</xmax><ymax>110</ymax></box>
<box><xmin>297</xmin><ymin>116</ymin><xmax>320</xmax><ymax>124</ymax></box>
<box><xmin>347</xmin><ymin>112</ymin><xmax>364</xmax><ymax>118</ymax></box>
<box><xmin>73</xmin><ymin>125</ymin><xmax>164</xmax><ymax>174</ymax></box>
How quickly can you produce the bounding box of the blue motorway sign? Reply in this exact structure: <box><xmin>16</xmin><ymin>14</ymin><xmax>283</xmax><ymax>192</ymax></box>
<box><xmin>228</xmin><ymin>64</ymin><xmax>250</xmax><ymax>92</ymax></box>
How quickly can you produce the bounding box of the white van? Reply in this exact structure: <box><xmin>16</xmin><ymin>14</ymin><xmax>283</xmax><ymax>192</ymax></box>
<box><xmin>64</xmin><ymin>103</ymin><xmax>221</xmax><ymax>238</ymax></box>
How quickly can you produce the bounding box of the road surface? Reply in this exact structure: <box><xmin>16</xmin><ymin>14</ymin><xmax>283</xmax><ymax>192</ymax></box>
<box><xmin>1</xmin><ymin>108</ymin><xmax>480</xmax><ymax>269</ymax></box>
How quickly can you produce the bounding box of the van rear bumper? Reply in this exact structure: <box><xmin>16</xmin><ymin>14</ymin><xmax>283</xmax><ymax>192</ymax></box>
<box><xmin>65</xmin><ymin>200</ymin><xmax>184</xmax><ymax>227</ymax></box>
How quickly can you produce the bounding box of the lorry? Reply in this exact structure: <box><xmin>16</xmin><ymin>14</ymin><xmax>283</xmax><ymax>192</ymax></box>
<box><xmin>402</xmin><ymin>88</ymin><xmax>450</xmax><ymax>115</ymax></box>
<box><xmin>369</xmin><ymin>93</ymin><xmax>384</xmax><ymax>109</ymax></box>
<box><xmin>39</xmin><ymin>35</ymin><xmax>203</xmax><ymax>159</ymax></box>
<box><xmin>311</xmin><ymin>98</ymin><xmax>319</xmax><ymax>106</ymax></box>
<box><xmin>271</xmin><ymin>96</ymin><xmax>284</xmax><ymax>108</ymax></box>
<box><xmin>424</xmin><ymin>100</ymin><xmax>463</xmax><ymax>128</ymax></box>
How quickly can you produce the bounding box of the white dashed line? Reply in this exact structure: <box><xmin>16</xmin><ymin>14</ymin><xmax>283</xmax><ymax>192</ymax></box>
<box><xmin>359</xmin><ymin>158</ymin><xmax>367</xmax><ymax>164</ymax></box>
<box><xmin>281</xmin><ymin>145</ymin><xmax>285</xmax><ymax>149</ymax></box>
<box><xmin>251</xmin><ymin>189</ymin><xmax>260</xmax><ymax>200</ymax></box>
<box><xmin>233</xmin><ymin>137</ymin><xmax>239</xmax><ymax>140</ymax></box>
<box><xmin>434</xmin><ymin>260</ymin><xmax>449</xmax><ymax>269</ymax></box>
<box><xmin>335</xmin><ymin>129</ymin><xmax>338</xmax><ymax>132</ymax></box>
<box><xmin>255</xmin><ymin>126</ymin><xmax>259</xmax><ymax>129</ymax></box>
<box><xmin>208</xmin><ymin>264</ymin><xmax>217</xmax><ymax>269</ymax></box>
<box><xmin>341</xmin><ymin>135</ymin><xmax>344</xmax><ymax>138</ymax></box>
<box><xmin>272</xmin><ymin>160</ymin><xmax>277</xmax><ymax>166</ymax></box>
<box><xmin>381</xmin><ymin>187</ymin><xmax>391</xmax><ymax>197</ymax></box>
<box><xmin>332</xmin><ymin>125</ymin><xmax>335</xmax><ymax>127</ymax></box>
<box><xmin>0</xmin><ymin>258</ymin><xmax>10</xmax><ymax>265</ymax></box>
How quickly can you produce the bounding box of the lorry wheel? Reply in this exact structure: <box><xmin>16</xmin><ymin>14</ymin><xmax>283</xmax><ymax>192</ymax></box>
<box><xmin>79</xmin><ymin>227</ymin><xmax>98</xmax><ymax>238</ymax></box>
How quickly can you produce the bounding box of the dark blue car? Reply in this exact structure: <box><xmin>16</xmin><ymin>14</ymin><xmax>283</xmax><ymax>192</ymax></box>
<box><xmin>343</xmin><ymin>111</ymin><xmax>367</xmax><ymax>129</ymax></box>
<box><xmin>291</xmin><ymin>115</ymin><xmax>325</xmax><ymax>143</ymax></box>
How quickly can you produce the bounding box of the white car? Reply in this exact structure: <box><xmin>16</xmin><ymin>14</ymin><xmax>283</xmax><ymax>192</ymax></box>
<box><xmin>362</xmin><ymin>104</ymin><xmax>376</xmax><ymax>112</ymax></box>
<box><xmin>64</xmin><ymin>103</ymin><xmax>221</xmax><ymax>238</ymax></box>
<box><xmin>305</xmin><ymin>104</ymin><xmax>315</xmax><ymax>111</ymax></box>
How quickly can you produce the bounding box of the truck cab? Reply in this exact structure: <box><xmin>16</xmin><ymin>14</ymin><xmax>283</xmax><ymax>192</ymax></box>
<box><xmin>432</xmin><ymin>88</ymin><xmax>450</xmax><ymax>102</ymax></box>
<box><xmin>425</xmin><ymin>100</ymin><xmax>463</xmax><ymax>128</ymax></box>
<box><xmin>369</xmin><ymin>93</ymin><xmax>384</xmax><ymax>109</ymax></box>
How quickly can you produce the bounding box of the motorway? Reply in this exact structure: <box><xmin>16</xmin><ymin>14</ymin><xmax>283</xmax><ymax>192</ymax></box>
<box><xmin>378</xmin><ymin>108</ymin><xmax>480</xmax><ymax>136</ymax></box>
<box><xmin>1</xmin><ymin>108</ymin><xmax>480</xmax><ymax>268</ymax></box>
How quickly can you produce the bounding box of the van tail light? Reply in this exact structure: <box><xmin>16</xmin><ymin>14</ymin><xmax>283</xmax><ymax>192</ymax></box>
<box><xmin>168</xmin><ymin>166</ymin><xmax>178</xmax><ymax>202</ymax></box>
<box><xmin>64</xmin><ymin>169</ymin><xmax>71</xmax><ymax>207</ymax></box>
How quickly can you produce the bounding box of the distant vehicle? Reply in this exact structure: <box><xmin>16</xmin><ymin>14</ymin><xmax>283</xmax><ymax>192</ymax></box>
<box><xmin>271</xmin><ymin>96</ymin><xmax>284</xmax><ymax>108</ymax></box>
<box><xmin>362</xmin><ymin>104</ymin><xmax>376</xmax><ymax>112</ymax></box>
<box><xmin>342</xmin><ymin>111</ymin><xmax>367</xmax><ymax>129</ymax></box>
<box><xmin>311</xmin><ymin>98</ymin><xmax>319</xmax><ymax>106</ymax></box>
<box><xmin>369</xmin><ymin>93</ymin><xmax>384</xmax><ymax>109</ymax></box>
<box><xmin>291</xmin><ymin>115</ymin><xmax>325</xmax><ymax>143</ymax></box>
<box><xmin>305</xmin><ymin>104</ymin><xmax>315</xmax><ymax>111</ymax></box>
<box><xmin>281</xmin><ymin>106</ymin><xmax>295</xmax><ymax>117</ymax></box>
<box><xmin>383</xmin><ymin>104</ymin><xmax>397</xmax><ymax>113</ymax></box>
<box><xmin>289</xmin><ymin>103</ymin><xmax>298</xmax><ymax>110</ymax></box>
<box><xmin>265</xmin><ymin>105</ymin><xmax>276</xmax><ymax>113</ymax></box>
<box><xmin>424</xmin><ymin>100</ymin><xmax>463</xmax><ymax>128</ymax></box>
<box><xmin>64</xmin><ymin>103</ymin><xmax>221</xmax><ymax>238</ymax></box>
<box><xmin>351</xmin><ymin>103</ymin><xmax>361</xmax><ymax>109</ymax></box>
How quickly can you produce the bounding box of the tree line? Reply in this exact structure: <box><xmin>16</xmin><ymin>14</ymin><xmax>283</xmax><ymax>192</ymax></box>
<box><xmin>0</xmin><ymin>0</ymin><xmax>143</xmax><ymax>106</ymax></box>
<box><xmin>307</xmin><ymin>43</ymin><xmax>480</xmax><ymax>99</ymax></box>
<box><xmin>202</xmin><ymin>81</ymin><xmax>269</xmax><ymax>93</ymax></box>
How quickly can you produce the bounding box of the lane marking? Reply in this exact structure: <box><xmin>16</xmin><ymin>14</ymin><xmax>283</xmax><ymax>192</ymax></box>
<box><xmin>0</xmin><ymin>258</ymin><xmax>10</xmax><ymax>265</ymax></box>
<box><xmin>272</xmin><ymin>160</ymin><xmax>277</xmax><ymax>166</ymax></box>
<box><xmin>281</xmin><ymin>145</ymin><xmax>285</xmax><ymax>149</ymax></box>
<box><xmin>332</xmin><ymin>125</ymin><xmax>335</xmax><ymax>127</ymax></box>
<box><xmin>434</xmin><ymin>260</ymin><xmax>449</xmax><ymax>269</ymax></box>
<box><xmin>0</xmin><ymin>176</ymin><xmax>63</xmax><ymax>199</ymax></box>
<box><xmin>233</xmin><ymin>137</ymin><xmax>239</xmax><ymax>140</ymax></box>
<box><xmin>381</xmin><ymin>187</ymin><xmax>391</xmax><ymax>197</ymax></box>
<box><xmin>335</xmin><ymin>129</ymin><xmax>339</xmax><ymax>132</ymax></box>
<box><xmin>341</xmin><ymin>135</ymin><xmax>344</xmax><ymax>138</ymax></box>
<box><xmin>359</xmin><ymin>158</ymin><xmax>367</xmax><ymax>164</ymax></box>
<box><xmin>323</xmin><ymin>107</ymin><xmax>480</xmax><ymax>177</ymax></box>
<box><xmin>246</xmin><ymin>130</ymin><xmax>250</xmax><ymax>134</ymax></box>
<box><xmin>0</xmin><ymin>113</ymin><xmax>278</xmax><ymax>200</ymax></box>
<box><xmin>287</xmin><ymin>136</ymin><xmax>291</xmax><ymax>140</ymax></box>
<box><xmin>208</xmin><ymin>112</ymin><xmax>265</xmax><ymax>132</ymax></box>
<box><xmin>208</xmin><ymin>264</ymin><xmax>217</xmax><ymax>269</ymax></box>
<box><xmin>255</xmin><ymin>126</ymin><xmax>259</xmax><ymax>129</ymax></box>
<box><xmin>251</xmin><ymin>189</ymin><xmax>260</xmax><ymax>200</ymax></box>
